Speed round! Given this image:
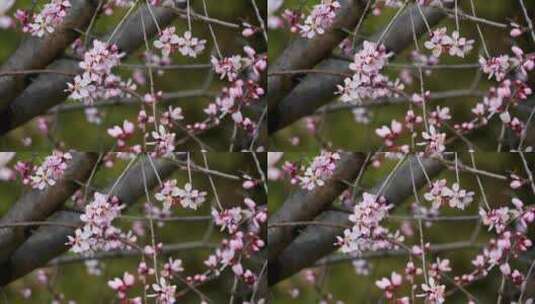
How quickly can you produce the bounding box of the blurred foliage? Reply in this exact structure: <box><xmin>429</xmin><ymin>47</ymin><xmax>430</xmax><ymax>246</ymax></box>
<box><xmin>269</xmin><ymin>0</ymin><xmax>535</xmax><ymax>151</ymax></box>
<box><xmin>0</xmin><ymin>0</ymin><xmax>267</xmax><ymax>150</ymax></box>
<box><xmin>270</xmin><ymin>152</ymin><xmax>535</xmax><ymax>303</ymax></box>
<box><xmin>1</xmin><ymin>151</ymin><xmax>266</xmax><ymax>303</ymax></box>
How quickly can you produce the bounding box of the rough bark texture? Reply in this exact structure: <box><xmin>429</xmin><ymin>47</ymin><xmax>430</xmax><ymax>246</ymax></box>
<box><xmin>0</xmin><ymin>2</ymin><xmax>183</xmax><ymax>135</ymax></box>
<box><xmin>268</xmin><ymin>3</ymin><xmax>452</xmax><ymax>134</ymax></box>
<box><xmin>268</xmin><ymin>156</ymin><xmax>444</xmax><ymax>285</ymax></box>
<box><xmin>0</xmin><ymin>0</ymin><xmax>99</xmax><ymax>109</ymax></box>
<box><xmin>267</xmin><ymin>0</ymin><xmax>366</xmax><ymax>110</ymax></box>
<box><xmin>268</xmin><ymin>152</ymin><xmax>367</xmax><ymax>261</ymax></box>
<box><xmin>0</xmin><ymin>156</ymin><xmax>178</xmax><ymax>286</ymax></box>
<box><xmin>0</xmin><ymin>152</ymin><xmax>99</xmax><ymax>264</ymax></box>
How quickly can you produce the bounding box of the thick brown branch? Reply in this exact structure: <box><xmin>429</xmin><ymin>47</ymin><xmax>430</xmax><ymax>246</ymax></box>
<box><xmin>0</xmin><ymin>155</ymin><xmax>179</xmax><ymax>286</ymax></box>
<box><xmin>0</xmin><ymin>2</ymin><xmax>184</xmax><ymax>135</ymax></box>
<box><xmin>0</xmin><ymin>152</ymin><xmax>99</xmax><ymax>264</ymax></box>
<box><xmin>0</xmin><ymin>0</ymin><xmax>99</xmax><ymax>109</ymax></box>
<box><xmin>268</xmin><ymin>155</ymin><xmax>444</xmax><ymax>285</ymax></box>
<box><xmin>267</xmin><ymin>152</ymin><xmax>367</xmax><ymax>261</ymax></box>
<box><xmin>268</xmin><ymin>3</ymin><xmax>454</xmax><ymax>134</ymax></box>
<box><xmin>267</xmin><ymin>0</ymin><xmax>366</xmax><ymax>111</ymax></box>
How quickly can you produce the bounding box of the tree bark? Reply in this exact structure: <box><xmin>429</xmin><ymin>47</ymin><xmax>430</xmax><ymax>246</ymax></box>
<box><xmin>0</xmin><ymin>155</ymin><xmax>179</xmax><ymax>286</ymax></box>
<box><xmin>0</xmin><ymin>0</ymin><xmax>100</xmax><ymax>109</ymax></box>
<box><xmin>268</xmin><ymin>3</ymin><xmax>454</xmax><ymax>134</ymax></box>
<box><xmin>267</xmin><ymin>0</ymin><xmax>366</xmax><ymax>110</ymax></box>
<box><xmin>268</xmin><ymin>155</ymin><xmax>444</xmax><ymax>285</ymax></box>
<box><xmin>0</xmin><ymin>152</ymin><xmax>99</xmax><ymax>265</ymax></box>
<box><xmin>268</xmin><ymin>152</ymin><xmax>367</xmax><ymax>261</ymax></box>
<box><xmin>0</xmin><ymin>2</ymin><xmax>184</xmax><ymax>135</ymax></box>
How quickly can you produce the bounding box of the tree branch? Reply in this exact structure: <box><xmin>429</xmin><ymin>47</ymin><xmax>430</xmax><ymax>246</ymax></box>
<box><xmin>0</xmin><ymin>152</ymin><xmax>99</xmax><ymax>265</ymax></box>
<box><xmin>268</xmin><ymin>3</ymin><xmax>454</xmax><ymax>134</ymax></box>
<box><xmin>267</xmin><ymin>0</ymin><xmax>366</xmax><ymax>111</ymax></box>
<box><xmin>0</xmin><ymin>155</ymin><xmax>179</xmax><ymax>286</ymax></box>
<box><xmin>268</xmin><ymin>155</ymin><xmax>444</xmax><ymax>285</ymax></box>
<box><xmin>0</xmin><ymin>2</ymin><xmax>186</xmax><ymax>135</ymax></box>
<box><xmin>0</xmin><ymin>0</ymin><xmax>99</xmax><ymax>110</ymax></box>
<box><xmin>267</xmin><ymin>152</ymin><xmax>367</xmax><ymax>261</ymax></box>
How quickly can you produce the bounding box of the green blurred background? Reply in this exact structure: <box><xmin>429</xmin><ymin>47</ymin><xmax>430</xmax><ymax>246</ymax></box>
<box><xmin>0</xmin><ymin>152</ymin><xmax>266</xmax><ymax>303</ymax></box>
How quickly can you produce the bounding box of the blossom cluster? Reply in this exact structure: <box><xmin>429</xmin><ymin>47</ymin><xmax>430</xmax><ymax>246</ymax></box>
<box><xmin>298</xmin><ymin>0</ymin><xmax>340</xmax><ymax>39</ymax></box>
<box><xmin>444</xmin><ymin>198</ymin><xmax>535</xmax><ymax>297</ymax></box>
<box><xmin>15</xmin><ymin>0</ymin><xmax>70</xmax><ymax>37</ymax></box>
<box><xmin>66</xmin><ymin>39</ymin><xmax>134</xmax><ymax>105</ymax></box>
<box><xmin>337</xmin><ymin>192</ymin><xmax>402</xmax><ymax>255</ymax></box>
<box><xmin>458</xmin><ymin>45</ymin><xmax>534</xmax><ymax>138</ymax></box>
<box><xmin>153</xmin><ymin>26</ymin><xmax>206</xmax><ymax>58</ymax></box>
<box><xmin>154</xmin><ymin>179</ymin><xmax>207</xmax><ymax>212</ymax></box>
<box><xmin>337</xmin><ymin>41</ymin><xmax>404</xmax><ymax>103</ymax></box>
<box><xmin>205</xmin><ymin>198</ymin><xmax>267</xmax><ymax>286</ymax></box>
<box><xmin>374</xmin><ymin>99</ymin><xmax>451</xmax><ymax>153</ymax></box>
<box><xmin>423</xmin><ymin>179</ymin><xmax>475</xmax><ymax>210</ymax></box>
<box><xmin>424</xmin><ymin>27</ymin><xmax>474</xmax><ymax>58</ymax></box>
<box><xmin>202</xmin><ymin>46</ymin><xmax>266</xmax><ymax>132</ymax></box>
<box><xmin>67</xmin><ymin>192</ymin><xmax>136</xmax><ymax>255</ymax></box>
<box><xmin>296</xmin><ymin>151</ymin><xmax>340</xmax><ymax>190</ymax></box>
<box><xmin>14</xmin><ymin>151</ymin><xmax>72</xmax><ymax>190</ymax></box>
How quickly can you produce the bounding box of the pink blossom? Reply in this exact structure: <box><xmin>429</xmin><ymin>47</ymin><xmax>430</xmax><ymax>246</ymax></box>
<box><xmin>442</xmin><ymin>182</ymin><xmax>474</xmax><ymax>210</ymax></box>
<box><xmin>267</xmin><ymin>152</ymin><xmax>283</xmax><ymax>181</ymax></box>
<box><xmin>154</xmin><ymin>179</ymin><xmax>180</xmax><ymax>211</ymax></box>
<box><xmin>375</xmin><ymin>272</ymin><xmax>402</xmax><ymax>299</ymax></box>
<box><xmin>376</xmin><ymin>119</ymin><xmax>402</xmax><ymax>147</ymax></box>
<box><xmin>66</xmin><ymin>40</ymin><xmax>129</xmax><ymax>105</ymax></box>
<box><xmin>298</xmin><ymin>151</ymin><xmax>340</xmax><ymax>190</ymax></box>
<box><xmin>0</xmin><ymin>152</ymin><xmax>15</xmax><ymax>181</ymax></box>
<box><xmin>423</xmin><ymin>179</ymin><xmax>448</xmax><ymax>209</ymax></box>
<box><xmin>107</xmin><ymin>120</ymin><xmax>135</xmax><ymax>147</ymax></box>
<box><xmin>212</xmin><ymin>207</ymin><xmax>243</xmax><ymax>234</ymax></box>
<box><xmin>153</xmin><ymin>26</ymin><xmax>180</xmax><ymax>57</ymax></box>
<box><xmin>480</xmin><ymin>207</ymin><xmax>511</xmax><ymax>233</ymax></box>
<box><xmin>267</xmin><ymin>0</ymin><xmax>284</xmax><ymax>29</ymax></box>
<box><xmin>424</xmin><ymin>28</ymin><xmax>473</xmax><ymax>58</ymax></box>
<box><xmin>161</xmin><ymin>257</ymin><xmax>183</xmax><ymax>278</ymax></box>
<box><xmin>480</xmin><ymin>55</ymin><xmax>511</xmax><ymax>81</ymax></box>
<box><xmin>419</xmin><ymin>126</ymin><xmax>446</xmax><ymax>154</ymax></box>
<box><xmin>176</xmin><ymin>30</ymin><xmax>206</xmax><ymax>58</ymax></box>
<box><xmin>175</xmin><ymin>182</ymin><xmax>207</xmax><ymax>210</ymax></box>
<box><xmin>67</xmin><ymin>192</ymin><xmax>135</xmax><ymax>255</ymax></box>
<box><xmin>298</xmin><ymin>0</ymin><xmax>340</xmax><ymax>39</ymax></box>
<box><xmin>337</xmin><ymin>41</ymin><xmax>402</xmax><ymax>102</ymax></box>
<box><xmin>428</xmin><ymin>106</ymin><xmax>451</xmax><ymax>127</ymax></box>
<box><xmin>22</xmin><ymin>0</ymin><xmax>71</xmax><ymax>37</ymax></box>
<box><xmin>211</xmin><ymin>55</ymin><xmax>245</xmax><ymax>82</ymax></box>
<box><xmin>29</xmin><ymin>151</ymin><xmax>72</xmax><ymax>190</ymax></box>
<box><xmin>337</xmin><ymin>192</ymin><xmax>398</xmax><ymax>254</ymax></box>
<box><xmin>0</xmin><ymin>0</ymin><xmax>15</xmax><ymax>28</ymax></box>
<box><xmin>108</xmin><ymin>272</ymin><xmax>135</xmax><ymax>299</ymax></box>
<box><xmin>151</xmin><ymin>278</ymin><xmax>176</xmax><ymax>304</ymax></box>
<box><xmin>418</xmin><ymin>278</ymin><xmax>446</xmax><ymax>304</ymax></box>
<box><xmin>149</xmin><ymin>125</ymin><xmax>176</xmax><ymax>156</ymax></box>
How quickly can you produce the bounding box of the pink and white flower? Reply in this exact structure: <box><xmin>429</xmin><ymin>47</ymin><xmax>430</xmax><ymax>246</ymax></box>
<box><xmin>150</xmin><ymin>278</ymin><xmax>176</xmax><ymax>304</ymax></box>
<box><xmin>376</xmin><ymin>120</ymin><xmax>402</xmax><ymax>147</ymax></box>
<box><xmin>419</xmin><ymin>126</ymin><xmax>446</xmax><ymax>154</ymax></box>
<box><xmin>298</xmin><ymin>151</ymin><xmax>340</xmax><ymax>190</ymax></box>
<box><xmin>108</xmin><ymin>272</ymin><xmax>135</xmax><ymax>299</ymax></box>
<box><xmin>176</xmin><ymin>30</ymin><xmax>206</xmax><ymax>58</ymax></box>
<box><xmin>418</xmin><ymin>278</ymin><xmax>446</xmax><ymax>304</ymax></box>
<box><xmin>298</xmin><ymin>0</ymin><xmax>340</xmax><ymax>39</ymax></box>
<box><xmin>153</xmin><ymin>26</ymin><xmax>180</xmax><ymax>57</ymax></box>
